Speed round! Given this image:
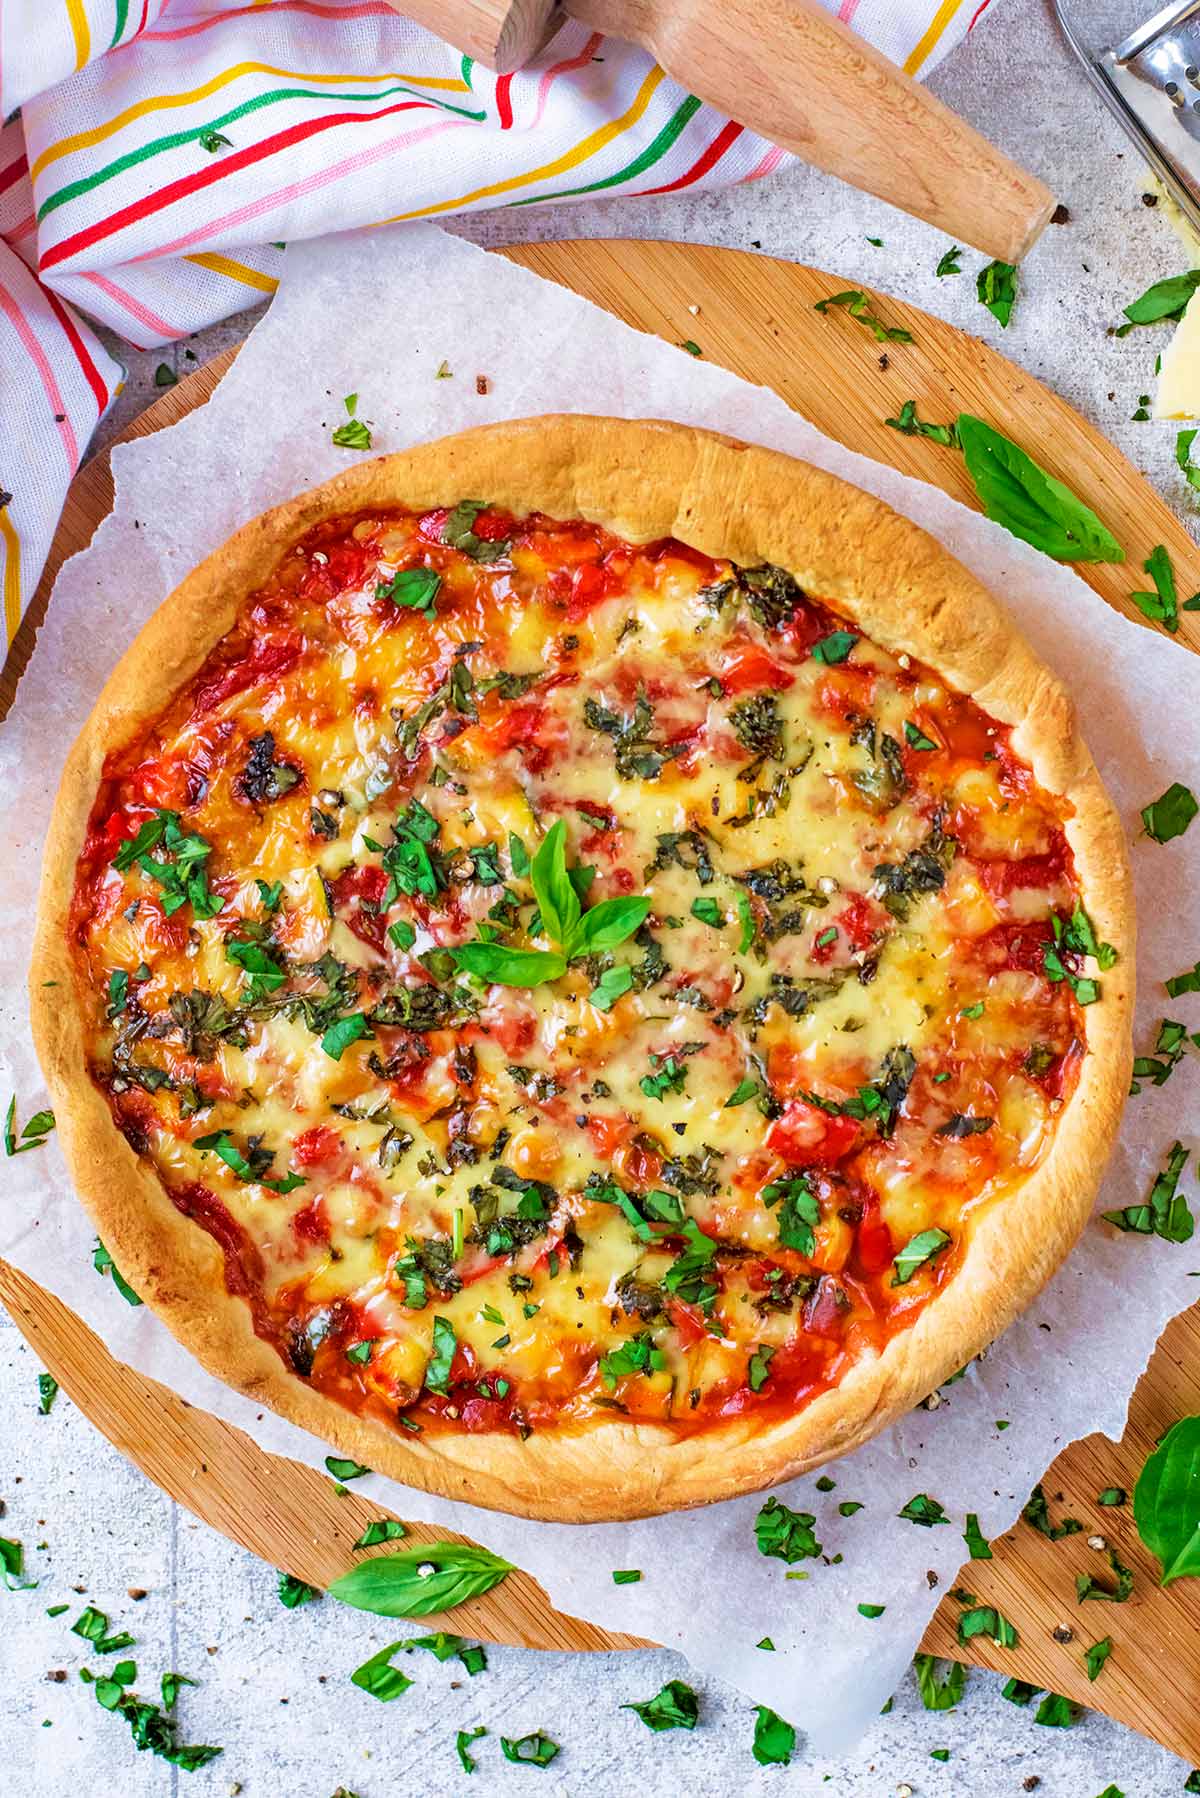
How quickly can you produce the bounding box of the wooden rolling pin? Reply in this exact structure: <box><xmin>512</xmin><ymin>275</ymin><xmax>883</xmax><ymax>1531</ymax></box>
<box><xmin>386</xmin><ymin>0</ymin><xmax>1054</xmax><ymax>264</ymax></box>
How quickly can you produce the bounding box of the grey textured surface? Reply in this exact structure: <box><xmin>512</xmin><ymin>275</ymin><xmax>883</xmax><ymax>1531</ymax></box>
<box><xmin>6</xmin><ymin>0</ymin><xmax>1199</xmax><ymax>1791</ymax></box>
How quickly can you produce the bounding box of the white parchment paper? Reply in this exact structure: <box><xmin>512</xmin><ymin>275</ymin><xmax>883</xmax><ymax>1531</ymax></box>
<box><xmin>2</xmin><ymin>224</ymin><xmax>1199</xmax><ymax>1753</ymax></box>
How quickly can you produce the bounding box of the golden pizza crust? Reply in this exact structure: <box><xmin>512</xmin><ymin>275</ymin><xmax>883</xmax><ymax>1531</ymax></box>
<box><xmin>30</xmin><ymin>417</ymin><xmax>1135</xmax><ymax>1521</ymax></box>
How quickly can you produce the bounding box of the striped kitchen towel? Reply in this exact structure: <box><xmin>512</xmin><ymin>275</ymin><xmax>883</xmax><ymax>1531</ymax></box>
<box><xmin>0</xmin><ymin>0</ymin><xmax>990</xmax><ymax>652</ymax></box>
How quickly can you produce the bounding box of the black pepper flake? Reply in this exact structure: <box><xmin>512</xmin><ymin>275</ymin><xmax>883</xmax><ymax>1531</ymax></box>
<box><xmin>1050</xmin><ymin>203</ymin><xmax>1070</xmax><ymax>224</ymax></box>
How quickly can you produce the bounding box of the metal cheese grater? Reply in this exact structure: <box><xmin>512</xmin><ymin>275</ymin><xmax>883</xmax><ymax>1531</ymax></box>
<box><xmin>1056</xmin><ymin>0</ymin><xmax>1200</xmax><ymax>237</ymax></box>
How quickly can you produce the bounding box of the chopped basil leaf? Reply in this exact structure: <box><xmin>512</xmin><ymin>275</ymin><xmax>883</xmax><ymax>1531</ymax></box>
<box><xmin>912</xmin><ymin>1655</ymin><xmax>966</xmax><ymax>1710</ymax></box>
<box><xmin>160</xmin><ymin>1671</ymin><xmax>196</xmax><ymax>1711</ymax></box>
<box><xmin>376</xmin><ymin>567</ymin><xmax>440</xmax><ymax>617</ymax></box>
<box><xmin>1097</xmin><ymin>1486</ymin><xmax>1127</xmax><ymax>1507</ymax></box>
<box><xmin>193</xmin><ymin>1129</ymin><xmax>305</xmax><ymax>1195</ymax></box>
<box><xmin>3</xmin><ymin>1096</ymin><xmax>56</xmax><ymax>1156</ymax></box>
<box><xmin>839</xmin><ymin>1501</ymin><xmax>864</xmax><ymax>1517</ymax></box>
<box><xmin>622</xmin><ymin>1678</ymin><xmax>699</xmax><ymax>1731</ymax></box>
<box><xmin>734</xmin><ymin>889</ymin><xmax>755</xmax><ymax>953</ymax></box>
<box><xmin>457</xmin><ymin>1725</ymin><xmax>487</xmax><ymax>1772</ymax></box>
<box><xmin>71</xmin><ymin>1606</ymin><xmax>134</xmax><ymax>1651</ymax></box>
<box><xmin>1022</xmin><ymin>1482</ymin><xmax>1084</xmax><ymax>1540</ymax></box>
<box><xmin>1034</xmin><ymin>1692</ymin><xmax>1076</xmax><ymax>1727</ymax></box>
<box><xmin>962</xmin><ymin>1513</ymin><xmax>992</xmax><ymax>1560</ymax></box>
<box><xmin>813</xmin><ymin>289</ymin><xmax>913</xmax><ymax>344</ymax></box>
<box><xmin>977</xmin><ymin>259</ymin><xmax>1018</xmax><ymax>328</ymax></box>
<box><xmin>690</xmin><ymin>896</ymin><xmax>724</xmax><ymax>929</ymax></box>
<box><xmin>886</xmin><ymin>399</ymin><xmax>959</xmax><ymax>447</ymax></box>
<box><xmin>500</xmin><ymin>1732</ymin><xmax>560</xmax><ymax>1767</ymax></box>
<box><xmin>346</xmin><ymin>1339</ymin><xmax>375</xmax><ymax>1365</ymax></box>
<box><xmin>1166</xmin><ymin>959</ymin><xmax>1200</xmax><ymax>998</ymax></box>
<box><xmin>353</xmin><ymin>1519</ymin><xmax>406</xmax><ymax>1549</ymax></box>
<box><xmin>811</xmin><ymin>630</ymin><xmax>857</xmax><ymax>665</ymax></box>
<box><xmin>1103</xmin><ymin>1141</ymin><xmax>1192</xmax><ymax>1242</ymax></box>
<box><xmin>277</xmin><ymin>1573</ymin><xmax>321</xmax><ymax>1609</ymax></box>
<box><xmin>1075</xmin><ymin>1546</ymin><xmax>1134</xmax><ymax>1602</ymax></box>
<box><xmin>1130</xmin><ymin>544</ymin><xmax>1179</xmax><ymax>632</ymax></box>
<box><xmin>1177</xmin><ymin>427</ymin><xmax>1200</xmax><ymax>494</ymax></box>
<box><xmin>1084</xmin><ymin>1635</ymin><xmax>1113</xmax><ymax>1681</ymax></box>
<box><xmin>755</xmin><ymin>1496</ymin><xmax>821</xmax><ymax>1563</ymax></box>
<box><xmin>752</xmin><ymin>1705</ymin><xmax>795</xmax><ymax>1767</ymax></box>
<box><xmin>935</xmin><ymin>245</ymin><xmax>963</xmax><ymax>277</ymax></box>
<box><xmin>92</xmin><ymin>1240</ymin><xmax>142</xmax><ymax>1306</ymax></box>
<box><xmin>904</xmin><ymin>720</ymin><xmax>939</xmax><ymax>750</ymax></box>
<box><xmin>857</xmin><ymin>1602</ymin><xmax>885</xmax><ymax>1618</ymax></box>
<box><xmin>891</xmin><ymin>1227</ymin><xmax>950</xmax><ymax>1285</ymax></box>
<box><xmin>724</xmin><ymin>1077</ymin><xmax>758</xmax><ymax>1108</ymax></box>
<box><xmin>898</xmin><ymin>1493</ymin><xmax>948</xmax><ymax>1527</ymax></box>
<box><xmin>762</xmin><ymin>1174</ymin><xmax>820</xmax><ymax>1256</ymax></box>
<box><xmin>332</xmin><ymin>397</ymin><xmax>372</xmax><ymax>450</ymax></box>
<box><xmin>590</xmin><ymin>963</ymin><xmax>633</xmax><ymax>1011</ymax></box>
<box><xmin>325</xmin><ymin>1456</ymin><xmax>370</xmax><ymax>1482</ymax></box>
<box><xmin>747</xmin><ymin>1344</ymin><xmax>776</xmax><ymax>1392</ymax></box>
<box><xmin>0</xmin><ymin>1537</ymin><xmax>35</xmax><ymax>1591</ymax></box>
<box><xmin>321</xmin><ymin>1012</ymin><xmax>370</xmax><ymax>1061</ymax></box>
<box><xmin>612</xmin><ymin>1569</ymin><xmax>642</xmax><ymax>1584</ymax></box>
<box><xmin>37</xmin><ymin>1372</ymin><xmax>58</xmax><ymax>1415</ymax></box>
<box><xmin>442</xmin><ymin>499</ymin><xmax>511</xmax><ymax>564</ymax></box>
<box><xmin>936</xmin><ymin>1112</ymin><xmax>993</xmax><ymax>1138</ymax></box>
<box><xmin>350</xmin><ymin>1640</ymin><xmax>413</xmax><ymax>1702</ymax></box>
<box><xmin>957</xmin><ymin>1604</ymin><xmax>1018</xmax><ymax>1648</ymax></box>
<box><xmin>1141</xmin><ymin>780</ymin><xmax>1198</xmax><ymax>843</ymax></box>
<box><xmin>423</xmin><ymin>1316</ymin><xmax>457</xmax><ymax>1395</ymax></box>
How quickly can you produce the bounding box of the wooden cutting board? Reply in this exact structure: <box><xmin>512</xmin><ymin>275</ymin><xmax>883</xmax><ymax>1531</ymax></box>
<box><xmin>4</xmin><ymin>238</ymin><xmax>1199</xmax><ymax>1759</ymax></box>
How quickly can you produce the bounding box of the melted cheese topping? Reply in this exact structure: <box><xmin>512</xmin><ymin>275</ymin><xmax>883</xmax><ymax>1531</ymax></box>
<box><xmin>71</xmin><ymin>503</ymin><xmax>1095</xmax><ymax>1442</ymax></box>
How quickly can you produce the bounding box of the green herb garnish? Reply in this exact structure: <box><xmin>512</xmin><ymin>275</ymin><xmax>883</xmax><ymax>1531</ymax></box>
<box><xmin>622</xmin><ymin>1678</ymin><xmax>698</xmax><ymax>1731</ymax></box>
<box><xmin>977</xmin><ymin>260</ymin><xmax>1018</xmax><ymax>327</ymax></box>
<box><xmin>813</xmin><ymin>289</ymin><xmax>913</xmax><ymax>344</ymax></box>
<box><xmin>1141</xmin><ymin>781</ymin><xmax>1198</xmax><ymax>844</ymax></box>
<box><xmin>329</xmin><ymin>1543</ymin><xmax>513</xmax><ymax>1617</ymax></box>
<box><xmin>1133</xmin><ymin>1415</ymin><xmax>1200</xmax><ymax>1584</ymax></box>
<box><xmin>956</xmin><ymin>415</ymin><xmax>1123</xmax><ymax>563</ymax></box>
<box><xmin>891</xmin><ymin>1227</ymin><xmax>950</xmax><ymax>1285</ymax></box>
<box><xmin>755</xmin><ymin>1496</ymin><xmax>821</xmax><ymax>1563</ymax></box>
<box><xmin>332</xmin><ymin>393</ymin><xmax>372</xmax><ymax>450</ymax></box>
<box><xmin>3</xmin><ymin>1097</ymin><xmax>55</xmax><ymax>1157</ymax></box>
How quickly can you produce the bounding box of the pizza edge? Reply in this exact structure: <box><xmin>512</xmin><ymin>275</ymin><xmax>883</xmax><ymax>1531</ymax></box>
<box><xmin>30</xmin><ymin>416</ymin><xmax>1135</xmax><ymax>1523</ymax></box>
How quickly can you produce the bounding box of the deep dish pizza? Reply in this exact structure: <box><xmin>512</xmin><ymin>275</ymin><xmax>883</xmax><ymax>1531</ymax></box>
<box><xmin>32</xmin><ymin>419</ymin><xmax>1133</xmax><ymax>1520</ymax></box>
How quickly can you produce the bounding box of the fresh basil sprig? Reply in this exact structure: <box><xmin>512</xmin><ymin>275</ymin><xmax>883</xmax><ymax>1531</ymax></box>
<box><xmin>1134</xmin><ymin>1415</ymin><xmax>1200</xmax><ymax>1584</ymax></box>
<box><xmin>450</xmin><ymin>820</ymin><xmax>648</xmax><ymax>988</ymax></box>
<box><xmin>956</xmin><ymin>416</ymin><xmax>1123</xmax><ymax>564</ymax></box>
<box><xmin>329</xmin><ymin>1543</ymin><xmax>514</xmax><ymax>1617</ymax></box>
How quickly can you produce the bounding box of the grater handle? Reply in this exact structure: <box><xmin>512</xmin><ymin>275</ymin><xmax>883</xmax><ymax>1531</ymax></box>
<box><xmin>567</xmin><ymin>0</ymin><xmax>1056</xmax><ymax>262</ymax></box>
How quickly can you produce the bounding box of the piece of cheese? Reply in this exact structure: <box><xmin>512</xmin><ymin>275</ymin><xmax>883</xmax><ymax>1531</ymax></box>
<box><xmin>1155</xmin><ymin>284</ymin><xmax>1200</xmax><ymax>420</ymax></box>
